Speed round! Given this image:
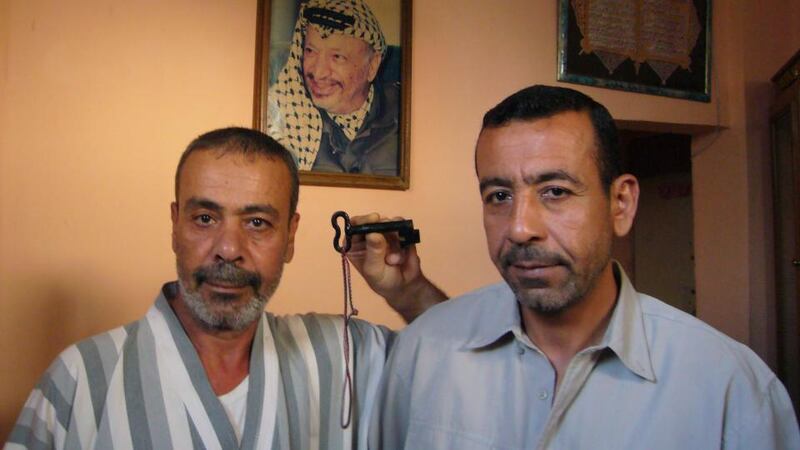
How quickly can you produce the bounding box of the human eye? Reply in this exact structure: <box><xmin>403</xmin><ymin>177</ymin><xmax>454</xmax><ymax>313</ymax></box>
<box><xmin>246</xmin><ymin>217</ymin><xmax>273</xmax><ymax>231</ymax></box>
<box><xmin>540</xmin><ymin>186</ymin><xmax>573</xmax><ymax>200</ymax></box>
<box><xmin>193</xmin><ymin>214</ymin><xmax>216</xmax><ymax>227</ymax></box>
<box><xmin>483</xmin><ymin>189</ymin><xmax>512</xmax><ymax>205</ymax></box>
<box><xmin>332</xmin><ymin>53</ymin><xmax>347</xmax><ymax>62</ymax></box>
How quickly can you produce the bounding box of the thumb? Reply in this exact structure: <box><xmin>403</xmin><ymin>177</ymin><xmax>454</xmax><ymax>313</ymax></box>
<box><xmin>362</xmin><ymin>232</ymin><xmax>390</xmax><ymax>277</ymax></box>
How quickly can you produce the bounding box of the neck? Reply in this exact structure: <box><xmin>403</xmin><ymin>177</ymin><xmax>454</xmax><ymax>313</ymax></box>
<box><xmin>520</xmin><ymin>263</ymin><xmax>618</xmax><ymax>387</ymax></box>
<box><xmin>171</xmin><ymin>293</ymin><xmax>257</xmax><ymax>395</ymax></box>
<box><xmin>336</xmin><ymin>85</ymin><xmax>372</xmax><ymax>116</ymax></box>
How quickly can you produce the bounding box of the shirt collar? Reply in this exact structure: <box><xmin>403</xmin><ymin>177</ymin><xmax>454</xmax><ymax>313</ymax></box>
<box><xmin>460</xmin><ymin>282</ymin><xmax>522</xmax><ymax>350</ymax></box>
<box><xmin>601</xmin><ymin>263</ymin><xmax>656</xmax><ymax>381</ymax></box>
<box><xmin>460</xmin><ymin>263</ymin><xmax>656</xmax><ymax>382</ymax></box>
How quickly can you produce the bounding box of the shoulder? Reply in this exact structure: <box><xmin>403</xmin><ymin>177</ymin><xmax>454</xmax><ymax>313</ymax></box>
<box><xmin>376</xmin><ymin>81</ymin><xmax>400</xmax><ymax>108</ymax></box>
<box><xmin>265</xmin><ymin>312</ymin><xmax>394</xmax><ymax>350</ymax></box>
<box><xmin>400</xmin><ymin>282</ymin><xmax>512</xmax><ymax>342</ymax></box>
<box><xmin>638</xmin><ymin>293</ymin><xmax>777</xmax><ymax>389</ymax></box>
<box><xmin>48</xmin><ymin>324</ymin><xmax>130</xmax><ymax>380</ymax></box>
<box><xmin>266</xmin><ymin>311</ymin><xmax>381</xmax><ymax>333</ymax></box>
<box><xmin>20</xmin><ymin>324</ymin><xmax>131</xmax><ymax>425</ymax></box>
<box><xmin>637</xmin><ymin>294</ymin><xmax>799</xmax><ymax>443</ymax></box>
<box><xmin>639</xmin><ymin>293</ymin><xmax>761</xmax><ymax>361</ymax></box>
<box><xmin>379</xmin><ymin>80</ymin><xmax>400</xmax><ymax>97</ymax></box>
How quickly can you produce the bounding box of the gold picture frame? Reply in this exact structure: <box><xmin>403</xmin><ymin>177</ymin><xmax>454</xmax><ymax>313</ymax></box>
<box><xmin>253</xmin><ymin>0</ymin><xmax>412</xmax><ymax>189</ymax></box>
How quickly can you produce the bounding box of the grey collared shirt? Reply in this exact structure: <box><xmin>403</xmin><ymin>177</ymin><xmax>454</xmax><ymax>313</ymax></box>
<box><xmin>370</xmin><ymin>267</ymin><xmax>800</xmax><ymax>449</ymax></box>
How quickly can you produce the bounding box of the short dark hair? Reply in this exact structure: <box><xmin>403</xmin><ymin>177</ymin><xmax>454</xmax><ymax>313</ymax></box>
<box><xmin>480</xmin><ymin>85</ymin><xmax>621</xmax><ymax>190</ymax></box>
<box><xmin>175</xmin><ymin>127</ymin><xmax>300</xmax><ymax>217</ymax></box>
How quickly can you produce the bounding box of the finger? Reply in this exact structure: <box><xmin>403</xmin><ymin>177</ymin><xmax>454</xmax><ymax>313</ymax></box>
<box><xmin>392</xmin><ymin>243</ymin><xmax>421</xmax><ymax>285</ymax></box>
<box><xmin>346</xmin><ymin>232</ymin><xmax>385</xmax><ymax>273</ymax></box>
<box><xmin>365</xmin><ymin>231</ymin><xmax>389</xmax><ymax>257</ymax></box>
<box><xmin>347</xmin><ymin>233</ymin><xmax>368</xmax><ymax>254</ymax></box>
<box><xmin>350</xmin><ymin>212</ymin><xmax>382</xmax><ymax>226</ymax></box>
<box><xmin>344</xmin><ymin>213</ymin><xmax>380</xmax><ymax>261</ymax></box>
<box><xmin>386</xmin><ymin>249</ymin><xmax>405</xmax><ymax>265</ymax></box>
<box><xmin>348</xmin><ymin>214</ymin><xmax>412</xmax><ymax>264</ymax></box>
<box><xmin>361</xmin><ymin>231</ymin><xmax>391</xmax><ymax>277</ymax></box>
<box><xmin>382</xmin><ymin>231</ymin><xmax>405</xmax><ymax>265</ymax></box>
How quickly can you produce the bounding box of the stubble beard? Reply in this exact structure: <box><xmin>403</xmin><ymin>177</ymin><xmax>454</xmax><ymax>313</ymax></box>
<box><xmin>176</xmin><ymin>261</ymin><xmax>282</xmax><ymax>332</ymax></box>
<box><xmin>500</xmin><ymin>239</ymin><xmax>611</xmax><ymax>315</ymax></box>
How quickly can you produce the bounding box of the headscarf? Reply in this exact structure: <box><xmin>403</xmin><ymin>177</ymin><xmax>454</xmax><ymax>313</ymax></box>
<box><xmin>268</xmin><ymin>0</ymin><xmax>386</xmax><ymax>170</ymax></box>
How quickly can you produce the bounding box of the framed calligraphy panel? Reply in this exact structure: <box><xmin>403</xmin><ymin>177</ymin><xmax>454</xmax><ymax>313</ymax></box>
<box><xmin>557</xmin><ymin>0</ymin><xmax>711</xmax><ymax>102</ymax></box>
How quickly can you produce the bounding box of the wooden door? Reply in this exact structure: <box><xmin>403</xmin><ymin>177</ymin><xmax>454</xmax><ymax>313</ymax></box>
<box><xmin>770</xmin><ymin>50</ymin><xmax>800</xmax><ymax>415</ymax></box>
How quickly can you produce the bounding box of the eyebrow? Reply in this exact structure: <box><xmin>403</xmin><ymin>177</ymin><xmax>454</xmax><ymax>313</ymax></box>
<box><xmin>527</xmin><ymin>170</ymin><xmax>584</xmax><ymax>188</ymax></box>
<box><xmin>479</xmin><ymin>177</ymin><xmax>512</xmax><ymax>192</ymax></box>
<box><xmin>239</xmin><ymin>204</ymin><xmax>279</xmax><ymax>218</ymax></box>
<box><xmin>185</xmin><ymin>197</ymin><xmax>222</xmax><ymax>212</ymax></box>
<box><xmin>479</xmin><ymin>170</ymin><xmax>585</xmax><ymax>192</ymax></box>
<box><xmin>184</xmin><ymin>197</ymin><xmax>280</xmax><ymax>218</ymax></box>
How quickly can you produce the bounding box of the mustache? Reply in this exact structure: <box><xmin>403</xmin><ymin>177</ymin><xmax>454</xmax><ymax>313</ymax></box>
<box><xmin>305</xmin><ymin>72</ymin><xmax>341</xmax><ymax>84</ymax></box>
<box><xmin>500</xmin><ymin>245</ymin><xmax>570</xmax><ymax>269</ymax></box>
<box><xmin>193</xmin><ymin>262</ymin><xmax>261</xmax><ymax>291</ymax></box>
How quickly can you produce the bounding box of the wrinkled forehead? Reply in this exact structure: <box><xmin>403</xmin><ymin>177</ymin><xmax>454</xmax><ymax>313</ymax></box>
<box><xmin>475</xmin><ymin>113</ymin><xmax>600</xmax><ymax>179</ymax></box>
<box><xmin>177</xmin><ymin>149</ymin><xmax>290</xmax><ymax>198</ymax></box>
<box><xmin>300</xmin><ymin>0</ymin><xmax>386</xmax><ymax>54</ymax></box>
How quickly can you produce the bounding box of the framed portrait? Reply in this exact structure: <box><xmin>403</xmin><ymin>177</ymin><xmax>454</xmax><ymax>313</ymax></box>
<box><xmin>254</xmin><ymin>0</ymin><xmax>412</xmax><ymax>189</ymax></box>
<box><xmin>557</xmin><ymin>0</ymin><xmax>711</xmax><ymax>102</ymax></box>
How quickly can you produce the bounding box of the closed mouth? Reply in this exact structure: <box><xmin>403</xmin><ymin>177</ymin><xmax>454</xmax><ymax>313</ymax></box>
<box><xmin>511</xmin><ymin>260</ymin><xmax>557</xmax><ymax>270</ymax></box>
<box><xmin>204</xmin><ymin>281</ymin><xmax>249</xmax><ymax>291</ymax></box>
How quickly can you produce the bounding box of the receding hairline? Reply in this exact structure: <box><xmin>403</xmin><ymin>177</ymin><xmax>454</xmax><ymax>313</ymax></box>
<box><xmin>475</xmin><ymin>110</ymin><xmax>603</xmax><ymax>170</ymax></box>
<box><xmin>479</xmin><ymin>107</ymin><xmax>594</xmax><ymax>133</ymax></box>
<box><xmin>476</xmin><ymin>85</ymin><xmax>622</xmax><ymax>192</ymax></box>
<box><xmin>175</xmin><ymin>146</ymin><xmax>292</xmax><ymax>198</ymax></box>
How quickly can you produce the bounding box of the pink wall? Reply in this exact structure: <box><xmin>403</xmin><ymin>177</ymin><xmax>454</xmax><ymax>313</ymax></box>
<box><xmin>693</xmin><ymin>0</ymin><xmax>800</xmax><ymax>361</ymax></box>
<box><xmin>1</xmin><ymin>0</ymin><xmax>797</xmax><ymax>439</ymax></box>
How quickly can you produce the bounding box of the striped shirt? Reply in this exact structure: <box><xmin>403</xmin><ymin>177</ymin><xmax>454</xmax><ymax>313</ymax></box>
<box><xmin>6</xmin><ymin>283</ymin><xmax>393</xmax><ymax>450</ymax></box>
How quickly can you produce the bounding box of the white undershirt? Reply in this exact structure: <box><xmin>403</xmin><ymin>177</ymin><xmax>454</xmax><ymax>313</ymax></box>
<box><xmin>218</xmin><ymin>376</ymin><xmax>249</xmax><ymax>443</ymax></box>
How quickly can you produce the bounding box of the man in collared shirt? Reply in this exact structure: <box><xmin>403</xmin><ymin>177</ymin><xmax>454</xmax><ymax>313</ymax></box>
<box><xmin>366</xmin><ymin>85</ymin><xmax>800</xmax><ymax>449</ymax></box>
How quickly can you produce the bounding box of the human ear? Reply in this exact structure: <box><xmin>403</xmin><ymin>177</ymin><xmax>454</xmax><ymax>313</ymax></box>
<box><xmin>367</xmin><ymin>50</ymin><xmax>382</xmax><ymax>82</ymax></box>
<box><xmin>284</xmin><ymin>212</ymin><xmax>301</xmax><ymax>263</ymax></box>
<box><xmin>610</xmin><ymin>174</ymin><xmax>639</xmax><ymax>237</ymax></box>
<box><xmin>171</xmin><ymin>202</ymin><xmax>179</xmax><ymax>253</ymax></box>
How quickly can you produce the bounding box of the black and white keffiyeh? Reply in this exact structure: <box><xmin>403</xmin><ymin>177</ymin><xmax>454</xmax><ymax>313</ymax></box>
<box><xmin>268</xmin><ymin>0</ymin><xmax>386</xmax><ymax>170</ymax></box>
<box><xmin>330</xmin><ymin>85</ymin><xmax>374</xmax><ymax>141</ymax></box>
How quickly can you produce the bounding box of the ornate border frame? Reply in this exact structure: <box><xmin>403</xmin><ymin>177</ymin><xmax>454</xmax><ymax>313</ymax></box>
<box><xmin>557</xmin><ymin>0</ymin><xmax>711</xmax><ymax>102</ymax></box>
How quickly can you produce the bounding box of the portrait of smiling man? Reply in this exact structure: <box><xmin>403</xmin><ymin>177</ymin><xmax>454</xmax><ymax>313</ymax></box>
<box><xmin>267</xmin><ymin>0</ymin><xmax>400</xmax><ymax>176</ymax></box>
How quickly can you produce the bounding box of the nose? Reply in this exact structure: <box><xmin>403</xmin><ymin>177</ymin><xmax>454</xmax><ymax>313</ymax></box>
<box><xmin>213</xmin><ymin>222</ymin><xmax>245</xmax><ymax>264</ymax></box>
<box><xmin>507</xmin><ymin>193</ymin><xmax>547</xmax><ymax>244</ymax></box>
<box><xmin>306</xmin><ymin>53</ymin><xmax>331</xmax><ymax>79</ymax></box>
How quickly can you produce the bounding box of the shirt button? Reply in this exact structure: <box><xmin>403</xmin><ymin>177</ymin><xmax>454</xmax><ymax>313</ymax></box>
<box><xmin>538</xmin><ymin>390</ymin><xmax>549</xmax><ymax>400</ymax></box>
<box><xmin>516</xmin><ymin>345</ymin><xmax>525</xmax><ymax>356</ymax></box>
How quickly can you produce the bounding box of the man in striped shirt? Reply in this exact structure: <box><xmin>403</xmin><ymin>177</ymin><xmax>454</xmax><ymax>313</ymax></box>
<box><xmin>5</xmin><ymin>127</ymin><xmax>445</xmax><ymax>450</ymax></box>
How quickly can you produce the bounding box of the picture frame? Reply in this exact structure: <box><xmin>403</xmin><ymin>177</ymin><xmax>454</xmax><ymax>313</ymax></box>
<box><xmin>253</xmin><ymin>0</ymin><xmax>412</xmax><ymax>189</ymax></box>
<box><xmin>557</xmin><ymin>0</ymin><xmax>711</xmax><ymax>102</ymax></box>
